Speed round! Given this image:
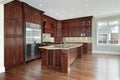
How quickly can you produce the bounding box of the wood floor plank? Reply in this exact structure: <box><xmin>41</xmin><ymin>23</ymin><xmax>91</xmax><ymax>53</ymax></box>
<box><xmin>0</xmin><ymin>54</ymin><xmax>120</xmax><ymax>80</ymax></box>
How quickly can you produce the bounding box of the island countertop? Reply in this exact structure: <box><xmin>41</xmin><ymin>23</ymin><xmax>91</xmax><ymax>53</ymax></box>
<box><xmin>39</xmin><ymin>43</ymin><xmax>83</xmax><ymax>50</ymax></box>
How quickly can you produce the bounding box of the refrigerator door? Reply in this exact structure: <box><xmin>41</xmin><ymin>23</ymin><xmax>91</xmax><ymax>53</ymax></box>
<box><xmin>32</xmin><ymin>23</ymin><xmax>42</xmax><ymax>59</ymax></box>
<box><xmin>32</xmin><ymin>23</ymin><xmax>42</xmax><ymax>44</ymax></box>
<box><xmin>25</xmin><ymin>22</ymin><xmax>41</xmax><ymax>62</ymax></box>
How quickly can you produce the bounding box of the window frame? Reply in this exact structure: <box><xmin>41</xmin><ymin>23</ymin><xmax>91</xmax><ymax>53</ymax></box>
<box><xmin>96</xmin><ymin>19</ymin><xmax>120</xmax><ymax>46</ymax></box>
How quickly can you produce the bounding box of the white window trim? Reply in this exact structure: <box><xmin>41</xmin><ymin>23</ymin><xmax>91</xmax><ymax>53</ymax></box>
<box><xmin>96</xmin><ymin>19</ymin><xmax>120</xmax><ymax>46</ymax></box>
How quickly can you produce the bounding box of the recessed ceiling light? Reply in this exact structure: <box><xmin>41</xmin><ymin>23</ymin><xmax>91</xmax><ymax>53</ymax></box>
<box><xmin>79</xmin><ymin>11</ymin><xmax>82</xmax><ymax>14</ymax></box>
<box><xmin>49</xmin><ymin>9</ymin><xmax>52</xmax><ymax>12</ymax></box>
<box><xmin>85</xmin><ymin>4</ymin><xmax>88</xmax><ymax>7</ymax></box>
<box><xmin>70</xmin><ymin>14</ymin><xmax>73</xmax><ymax>16</ymax></box>
<box><xmin>56</xmin><ymin>13</ymin><xmax>59</xmax><ymax>16</ymax></box>
<box><xmin>61</xmin><ymin>16</ymin><xmax>63</xmax><ymax>18</ymax></box>
<box><xmin>39</xmin><ymin>4</ymin><xmax>42</xmax><ymax>7</ymax></box>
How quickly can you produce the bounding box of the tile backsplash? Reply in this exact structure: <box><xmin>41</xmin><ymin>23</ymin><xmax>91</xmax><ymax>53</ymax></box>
<box><xmin>42</xmin><ymin>33</ymin><xmax>55</xmax><ymax>42</ymax></box>
<box><xmin>63</xmin><ymin>37</ymin><xmax>92</xmax><ymax>43</ymax></box>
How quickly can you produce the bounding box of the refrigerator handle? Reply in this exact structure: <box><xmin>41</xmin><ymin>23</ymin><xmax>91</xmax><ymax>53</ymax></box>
<box><xmin>34</xmin><ymin>41</ymin><xmax>36</xmax><ymax>45</ymax></box>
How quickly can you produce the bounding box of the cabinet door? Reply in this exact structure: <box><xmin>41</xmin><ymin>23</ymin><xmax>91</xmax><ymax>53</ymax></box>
<box><xmin>15</xmin><ymin>5</ymin><xmax>22</xmax><ymax>19</ymax></box>
<box><xmin>15</xmin><ymin>38</ymin><xmax>23</xmax><ymax>65</ymax></box>
<box><xmin>77</xmin><ymin>46</ymin><xmax>83</xmax><ymax>58</ymax></box>
<box><xmin>24</xmin><ymin>4</ymin><xmax>42</xmax><ymax>24</ymax></box>
<box><xmin>4</xmin><ymin>4</ymin><xmax>15</xmax><ymax>18</ymax></box>
<box><xmin>24</xmin><ymin>8</ymin><xmax>32</xmax><ymax>22</ymax></box>
<box><xmin>88</xmin><ymin>43</ymin><xmax>92</xmax><ymax>52</ymax></box>
<box><xmin>41</xmin><ymin>49</ymin><xmax>48</xmax><ymax>69</ymax></box>
<box><xmin>62</xmin><ymin>27</ymin><xmax>68</xmax><ymax>37</ymax></box>
<box><xmin>62</xmin><ymin>25</ymin><xmax>69</xmax><ymax>37</ymax></box>
<box><xmin>83</xmin><ymin>43</ymin><xmax>88</xmax><ymax>54</ymax></box>
<box><xmin>5</xmin><ymin>18</ymin><xmax>15</xmax><ymax>36</ymax></box>
<box><xmin>4</xmin><ymin>2</ymin><xmax>22</xmax><ymax>19</ymax></box>
<box><xmin>34</xmin><ymin>12</ymin><xmax>41</xmax><ymax>24</ymax></box>
<box><xmin>5</xmin><ymin>38</ymin><xmax>14</xmax><ymax>68</ymax></box>
<box><xmin>16</xmin><ymin>19</ymin><xmax>23</xmax><ymax>36</ymax></box>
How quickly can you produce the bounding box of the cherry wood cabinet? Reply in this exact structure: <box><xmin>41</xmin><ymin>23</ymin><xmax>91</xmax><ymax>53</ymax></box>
<box><xmin>4</xmin><ymin>1</ymin><xmax>24</xmax><ymax>69</ymax></box>
<box><xmin>77</xmin><ymin>45</ymin><xmax>83</xmax><ymax>58</ymax></box>
<box><xmin>61</xmin><ymin>22</ymin><xmax>69</xmax><ymax>37</ymax></box>
<box><xmin>43</xmin><ymin>15</ymin><xmax>57</xmax><ymax>37</ymax></box>
<box><xmin>4</xmin><ymin>1</ymin><xmax>44</xmax><ymax>69</ymax></box>
<box><xmin>61</xmin><ymin>16</ymin><xmax>93</xmax><ymax>37</ymax></box>
<box><xmin>23</xmin><ymin>3</ymin><xmax>43</xmax><ymax>25</ymax></box>
<box><xmin>55</xmin><ymin>21</ymin><xmax>62</xmax><ymax>43</ymax></box>
<box><xmin>88</xmin><ymin>43</ymin><xmax>92</xmax><ymax>53</ymax></box>
<box><xmin>83</xmin><ymin>43</ymin><xmax>92</xmax><ymax>54</ymax></box>
<box><xmin>41</xmin><ymin>46</ymin><xmax>82</xmax><ymax>73</ymax></box>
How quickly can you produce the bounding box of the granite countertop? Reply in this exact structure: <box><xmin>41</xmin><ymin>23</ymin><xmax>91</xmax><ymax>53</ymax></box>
<box><xmin>39</xmin><ymin>43</ymin><xmax>83</xmax><ymax>50</ymax></box>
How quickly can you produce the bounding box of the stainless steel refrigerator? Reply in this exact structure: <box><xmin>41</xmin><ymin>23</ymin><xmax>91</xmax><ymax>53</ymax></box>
<box><xmin>25</xmin><ymin>22</ymin><xmax>42</xmax><ymax>62</ymax></box>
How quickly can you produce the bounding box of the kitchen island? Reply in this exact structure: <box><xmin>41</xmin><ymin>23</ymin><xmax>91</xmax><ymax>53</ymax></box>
<box><xmin>39</xmin><ymin>43</ymin><xmax>83</xmax><ymax>73</ymax></box>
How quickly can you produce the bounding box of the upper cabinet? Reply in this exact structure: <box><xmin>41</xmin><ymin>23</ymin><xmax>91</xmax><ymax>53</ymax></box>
<box><xmin>61</xmin><ymin>22</ymin><xmax>70</xmax><ymax>37</ymax></box>
<box><xmin>61</xmin><ymin>16</ymin><xmax>93</xmax><ymax>37</ymax></box>
<box><xmin>43</xmin><ymin>15</ymin><xmax>57</xmax><ymax>37</ymax></box>
<box><xmin>4</xmin><ymin>1</ymin><xmax>22</xmax><ymax>19</ymax></box>
<box><xmin>23</xmin><ymin>3</ymin><xmax>44</xmax><ymax>25</ymax></box>
<box><xmin>4</xmin><ymin>1</ymin><xmax>23</xmax><ymax>36</ymax></box>
<box><xmin>79</xmin><ymin>17</ymin><xmax>92</xmax><ymax>37</ymax></box>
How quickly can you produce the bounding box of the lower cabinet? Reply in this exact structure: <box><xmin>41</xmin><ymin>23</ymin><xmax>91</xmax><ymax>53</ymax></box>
<box><xmin>5</xmin><ymin>37</ymin><xmax>23</xmax><ymax>69</ymax></box>
<box><xmin>41</xmin><ymin>47</ymin><xmax>82</xmax><ymax>73</ymax></box>
<box><xmin>83</xmin><ymin>43</ymin><xmax>92</xmax><ymax>54</ymax></box>
<box><xmin>77</xmin><ymin>45</ymin><xmax>83</xmax><ymax>58</ymax></box>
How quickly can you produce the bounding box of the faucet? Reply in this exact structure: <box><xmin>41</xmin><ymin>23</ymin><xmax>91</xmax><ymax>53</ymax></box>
<box><xmin>63</xmin><ymin>38</ymin><xmax>66</xmax><ymax>45</ymax></box>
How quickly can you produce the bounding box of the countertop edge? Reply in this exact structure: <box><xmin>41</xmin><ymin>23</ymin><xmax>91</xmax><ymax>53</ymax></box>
<box><xmin>39</xmin><ymin>44</ymin><xmax>83</xmax><ymax>50</ymax></box>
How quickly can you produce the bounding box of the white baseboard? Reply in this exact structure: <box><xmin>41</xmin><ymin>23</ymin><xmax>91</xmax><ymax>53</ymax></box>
<box><xmin>0</xmin><ymin>66</ymin><xmax>5</xmax><ymax>73</ymax></box>
<box><xmin>92</xmin><ymin>51</ymin><xmax>120</xmax><ymax>55</ymax></box>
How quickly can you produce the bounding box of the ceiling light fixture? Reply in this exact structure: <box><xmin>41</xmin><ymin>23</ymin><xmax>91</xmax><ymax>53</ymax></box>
<box><xmin>49</xmin><ymin>9</ymin><xmax>52</xmax><ymax>12</ymax></box>
<box><xmin>61</xmin><ymin>16</ymin><xmax>63</xmax><ymax>18</ymax></box>
<box><xmin>39</xmin><ymin>4</ymin><xmax>42</xmax><ymax>7</ymax></box>
<box><xmin>56</xmin><ymin>13</ymin><xmax>59</xmax><ymax>16</ymax></box>
<box><xmin>70</xmin><ymin>14</ymin><xmax>73</xmax><ymax>16</ymax></box>
<box><xmin>85</xmin><ymin>4</ymin><xmax>88</xmax><ymax>7</ymax></box>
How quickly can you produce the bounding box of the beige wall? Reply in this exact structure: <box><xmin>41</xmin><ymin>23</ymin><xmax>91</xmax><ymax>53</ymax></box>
<box><xmin>0</xmin><ymin>3</ymin><xmax>5</xmax><ymax>73</ymax></box>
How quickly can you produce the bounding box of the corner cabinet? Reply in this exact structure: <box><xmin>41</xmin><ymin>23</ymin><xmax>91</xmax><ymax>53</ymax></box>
<box><xmin>4</xmin><ymin>1</ymin><xmax>24</xmax><ymax>69</ymax></box>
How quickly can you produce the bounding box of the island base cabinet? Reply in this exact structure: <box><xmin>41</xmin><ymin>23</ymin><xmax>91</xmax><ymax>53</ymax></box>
<box><xmin>61</xmin><ymin>50</ymin><xmax>70</xmax><ymax>73</ymax></box>
<box><xmin>41</xmin><ymin>49</ymin><xmax>61</xmax><ymax>71</ymax></box>
<box><xmin>41</xmin><ymin>47</ymin><xmax>78</xmax><ymax>73</ymax></box>
<box><xmin>41</xmin><ymin>49</ymin><xmax>48</xmax><ymax>69</ymax></box>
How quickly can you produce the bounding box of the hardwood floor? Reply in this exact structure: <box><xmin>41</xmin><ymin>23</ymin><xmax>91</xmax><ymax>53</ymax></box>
<box><xmin>0</xmin><ymin>54</ymin><xmax>120</xmax><ymax>80</ymax></box>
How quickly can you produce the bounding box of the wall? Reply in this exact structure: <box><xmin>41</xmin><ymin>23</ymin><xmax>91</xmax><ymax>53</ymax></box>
<box><xmin>0</xmin><ymin>3</ymin><xmax>5</xmax><ymax>73</ymax></box>
<box><xmin>92</xmin><ymin>15</ymin><xmax>120</xmax><ymax>55</ymax></box>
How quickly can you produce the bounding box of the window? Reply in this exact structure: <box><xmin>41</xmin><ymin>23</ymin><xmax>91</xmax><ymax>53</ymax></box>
<box><xmin>97</xmin><ymin>19</ymin><xmax>120</xmax><ymax>45</ymax></box>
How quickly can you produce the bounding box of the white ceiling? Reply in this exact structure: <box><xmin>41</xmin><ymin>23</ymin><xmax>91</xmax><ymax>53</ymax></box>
<box><xmin>2</xmin><ymin>0</ymin><xmax>120</xmax><ymax>20</ymax></box>
<box><xmin>0</xmin><ymin>0</ymin><xmax>12</xmax><ymax>4</ymax></box>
